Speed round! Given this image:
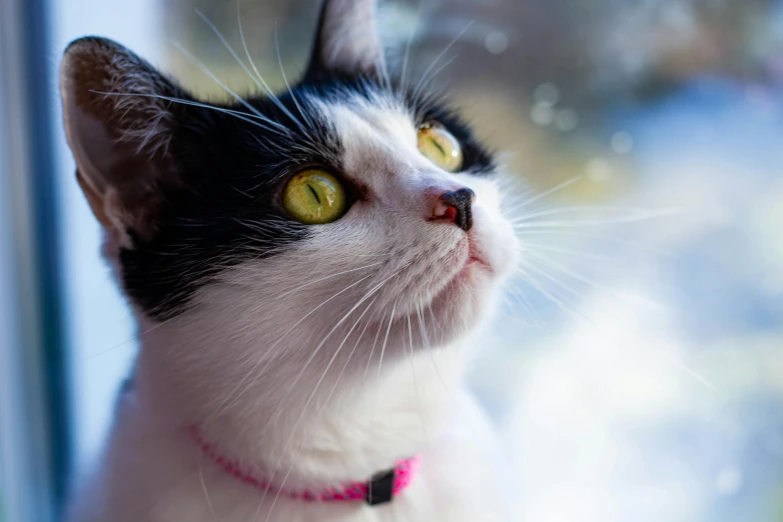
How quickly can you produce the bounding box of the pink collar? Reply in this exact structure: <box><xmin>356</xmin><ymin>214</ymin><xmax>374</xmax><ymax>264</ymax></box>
<box><xmin>190</xmin><ymin>426</ymin><xmax>420</xmax><ymax>506</ymax></box>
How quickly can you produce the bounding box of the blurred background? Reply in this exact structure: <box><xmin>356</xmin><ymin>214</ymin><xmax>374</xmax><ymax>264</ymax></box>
<box><xmin>1</xmin><ymin>0</ymin><xmax>782</xmax><ymax>520</ymax></box>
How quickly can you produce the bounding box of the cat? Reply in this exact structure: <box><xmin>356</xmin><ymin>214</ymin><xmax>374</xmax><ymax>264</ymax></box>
<box><xmin>60</xmin><ymin>0</ymin><xmax>519</xmax><ymax>520</ymax></box>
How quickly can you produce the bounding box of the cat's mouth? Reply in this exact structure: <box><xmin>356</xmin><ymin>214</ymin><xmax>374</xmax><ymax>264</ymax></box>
<box><xmin>433</xmin><ymin>238</ymin><xmax>495</xmax><ymax>298</ymax></box>
<box><xmin>464</xmin><ymin>255</ymin><xmax>490</xmax><ymax>272</ymax></box>
<box><xmin>434</xmin><ymin>237</ymin><xmax>493</xmax><ymax>284</ymax></box>
<box><xmin>464</xmin><ymin>241</ymin><xmax>492</xmax><ymax>273</ymax></box>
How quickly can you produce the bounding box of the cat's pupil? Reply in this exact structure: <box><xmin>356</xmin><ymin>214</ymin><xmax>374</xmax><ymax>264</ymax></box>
<box><xmin>307</xmin><ymin>184</ymin><xmax>321</xmax><ymax>204</ymax></box>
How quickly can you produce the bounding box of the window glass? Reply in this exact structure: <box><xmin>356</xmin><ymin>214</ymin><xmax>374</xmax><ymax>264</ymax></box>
<box><xmin>52</xmin><ymin>0</ymin><xmax>783</xmax><ymax>520</ymax></box>
<box><xmin>52</xmin><ymin>0</ymin><xmax>165</xmax><ymax>474</ymax></box>
<box><xmin>0</xmin><ymin>465</ymin><xmax>4</xmax><ymax>522</ymax></box>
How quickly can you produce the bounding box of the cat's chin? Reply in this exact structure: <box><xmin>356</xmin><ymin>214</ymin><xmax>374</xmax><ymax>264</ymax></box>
<box><xmin>408</xmin><ymin>254</ymin><xmax>500</xmax><ymax>347</ymax></box>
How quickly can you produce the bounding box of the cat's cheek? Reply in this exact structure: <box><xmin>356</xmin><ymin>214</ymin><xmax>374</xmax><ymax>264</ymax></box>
<box><xmin>469</xmin><ymin>205</ymin><xmax>519</xmax><ymax>282</ymax></box>
<box><xmin>460</xmin><ymin>177</ymin><xmax>518</xmax><ymax>280</ymax></box>
<box><xmin>493</xmin><ymin>224</ymin><xmax>520</xmax><ymax>279</ymax></box>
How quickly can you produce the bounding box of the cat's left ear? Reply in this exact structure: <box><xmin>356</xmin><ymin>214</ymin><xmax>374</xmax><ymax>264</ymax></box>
<box><xmin>304</xmin><ymin>0</ymin><xmax>386</xmax><ymax>80</ymax></box>
<box><xmin>60</xmin><ymin>37</ymin><xmax>183</xmax><ymax>243</ymax></box>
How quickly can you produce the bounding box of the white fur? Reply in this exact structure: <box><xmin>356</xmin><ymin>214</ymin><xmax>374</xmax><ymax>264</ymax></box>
<box><xmin>66</xmin><ymin>91</ymin><xmax>519</xmax><ymax>522</ymax></box>
<box><xmin>60</xmin><ymin>40</ymin><xmax>174</xmax><ymax>176</ymax></box>
<box><xmin>315</xmin><ymin>0</ymin><xmax>386</xmax><ymax>76</ymax></box>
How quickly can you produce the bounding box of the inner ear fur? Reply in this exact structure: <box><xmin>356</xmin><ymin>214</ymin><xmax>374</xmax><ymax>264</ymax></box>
<box><xmin>304</xmin><ymin>0</ymin><xmax>387</xmax><ymax>81</ymax></box>
<box><xmin>60</xmin><ymin>36</ymin><xmax>184</xmax><ymax>241</ymax></box>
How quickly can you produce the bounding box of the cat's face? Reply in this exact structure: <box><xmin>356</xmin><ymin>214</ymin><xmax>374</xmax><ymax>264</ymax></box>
<box><xmin>189</xmin><ymin>87</ymin><xmax>517</xmax><ymax>354</ymax></box>
<box><xmin>60</xmin><ymin>0</ymin><xmax>518</xmax><ymax>363</ymax></box>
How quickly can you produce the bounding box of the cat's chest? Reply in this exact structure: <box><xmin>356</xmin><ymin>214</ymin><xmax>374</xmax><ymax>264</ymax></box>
<box><xmin>140</xmin><ymin>443</ymin><xmax>507</xmax><ymax>522</ymax></box>
<box><xmin>71</xmin><ymin>392</ymin><xmax>512</xmax><ymax>522</ymax></box>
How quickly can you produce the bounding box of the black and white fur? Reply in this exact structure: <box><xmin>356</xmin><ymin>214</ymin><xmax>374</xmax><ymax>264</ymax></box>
<box><xmin>60</xmin><ymin>0</ymin><xmax>519</xmax><ymax>520</ymax></box>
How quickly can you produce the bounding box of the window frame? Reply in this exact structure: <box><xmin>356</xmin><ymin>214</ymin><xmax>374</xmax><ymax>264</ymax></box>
<box><xmin>0</xmin><ymin>0</ymin><xmax>70</xmax><ymax>519</ymax></box>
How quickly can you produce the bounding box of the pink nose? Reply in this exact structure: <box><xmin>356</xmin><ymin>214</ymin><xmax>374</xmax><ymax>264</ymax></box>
<box><xmin>431</xmin><ymin>187</ymin><xmax>476</xmax><ymax>231</ymax></box>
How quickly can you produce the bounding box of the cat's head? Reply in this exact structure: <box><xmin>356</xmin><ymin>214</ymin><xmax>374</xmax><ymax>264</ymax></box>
<box><xmin>59</xmin><ymin>0</ymin><xmax>517</xmax><ymax>366</ymax></box>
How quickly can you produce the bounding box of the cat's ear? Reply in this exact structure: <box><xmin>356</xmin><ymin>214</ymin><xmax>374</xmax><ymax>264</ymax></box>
<box><xmin>305</xmin><ymin>0</ymin><xmax>386</xmax><ymax>80</ymax></box>
<box><xmin>60</xmin><ymin>37</ymin><xmax>182</xmax><ymax>243</ymax></box>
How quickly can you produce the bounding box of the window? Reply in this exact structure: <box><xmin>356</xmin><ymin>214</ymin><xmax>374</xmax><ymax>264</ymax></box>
<box><xmin>2</xmin><ymin>0</ymin><xmax>782</xmax><ymax>520</ymax></box>
<box><xmin>51</xmin><ymin>0</ymin><xmax>165</xmax><ymax>476</ymax></box>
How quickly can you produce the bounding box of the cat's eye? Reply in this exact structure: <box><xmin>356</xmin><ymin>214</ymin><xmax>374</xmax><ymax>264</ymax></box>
<box><xmin>417</xmin><ymin>125</ymin><xmax>464</xmax><ymax>172</ymax></box>
<box><xmin>283</xmin><ymin>169</ymin><xmax>348</xmax><ymax>224</ymax></box>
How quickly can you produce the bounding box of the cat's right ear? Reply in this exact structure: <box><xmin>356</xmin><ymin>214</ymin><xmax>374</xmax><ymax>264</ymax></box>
<box><xmin>60</xmin><ymin>37</ymin><xmax>181</xmax><ymax>244</ymax></box>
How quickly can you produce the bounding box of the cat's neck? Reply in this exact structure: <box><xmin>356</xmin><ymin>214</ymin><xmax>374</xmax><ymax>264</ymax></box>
<box><xmin>130</xmin><ymin>316</ymin><xmax>468</xmax><ymax>485</ymax></box>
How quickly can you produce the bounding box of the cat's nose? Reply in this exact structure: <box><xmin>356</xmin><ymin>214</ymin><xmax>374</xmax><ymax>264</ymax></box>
<box><xmin>432</xmin><ymin>187</ymin><xmax>476</xmax><ymax>232</ymax></box>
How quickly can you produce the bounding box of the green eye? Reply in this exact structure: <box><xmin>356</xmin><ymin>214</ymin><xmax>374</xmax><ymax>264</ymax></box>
<box><xmin>283</xmin><ymin>169</ymin><xmax>348</xmax><ymax>224</ymax></box>
<box><xmin>417</xmin><ymin>125</ymin><xmax>464</xmax><ymax>172</ymax></box>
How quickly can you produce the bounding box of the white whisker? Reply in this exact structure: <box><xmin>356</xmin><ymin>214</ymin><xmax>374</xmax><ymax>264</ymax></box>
<box><xmin>262</xmin><ymin>296</ymin><xmax>380</xmax><ymax>522</ymax></box>
<box><xmin>412</xmin><ymin>20</ymin><xmax>474</xmax><ymax>101</ymax></box>
<box><xmin>206</xmin><ymin>272</ymin><xmax>377</xmax><ymax>425</ymax></box>
<box><xmin>265</xmin><ymin>268</ymin><xmax>405</xmax><ymax>431</ymax></box>
<box><xmin>513</xmin><ymin>205</ymin><xmax>677</xmax><ymax>222</ymax></box>
<box><xmin>517</xmin><ymin>267</ymin><xmax>590</xmax><ymax>322</ymax></box>
<box><xmin>257</xmin><ymin>268</ymin><xmax>408</xmax><ymax>518</ymax></box>
<box><xmin>520</xmin><ymin>262</ymin><xmax>582</xmax><ymax>301</ymax></box>
<box><xmin>195</xmin><ymin>7</ymin><xmax>306</xmax><ymax>132</ymax></box>
<box><xmin>274</xmin><ymin>23</ymin><xmax>312</xmax><ymax>130</ymax></box>
<box><xmin>513</xmin><ymin>177</ymin><xmax>583</xmax><ymax>209</ymax></box>
<box><xmin>399</xmin><ymin>5</ymin><xmax>423</xmax><ymax>94</ymax></box>
<box><xmin>83</xmin><ymin>313</ymin><xmax>180</xmax><ymax>360</ymax></box>
<box><xmin>277</xmin><ymin>261</ymin><xmax>385</xmax><ymax>298</ymax></box>
<box><xmin>513</xmin><ymin>209</ymin><xmax>680</xmax><ymax>229</ymax></box>
<box><xmin>506</xmin><ymin>282</ymin><xmax>546</xmax><ymax>329</ymax></box>
<box><xmin>412</xmin><ymin>54</ymin><xmax>459</xmax><ymax>103</ymax></box>
<box><xmin>235</xmin><ymin>1</ymin><xmax>308</xmax><ymax>130</ymax></box>
<box><xmin>321</xmin><ymin>303</ymin><xmax>379</xmax><ymax>410</ymax></box>
<box><xmin>171</xmin><ymin>40</ymin><xmax>290</xmax><ymax>136</ymax></box>
<box><xmin>372</xmin><ymin>301</ymin><xmax>397</xmax><ymax>427</ymax></box>
<box><xmin>524</xmin><ymin>249</ymin><xmax>667</xmax><ymax>312</ymax></box>
<box><xmin>92</xmin><ymin>92</ymin><xmax>281</xmax><ymax>133</ymax></box>
<box><xmin>406</xmin><ymin>314</ymin><xmax>429</xmax><ymax>441</ymax></box>
<box><xmin>198</xmin><ymin>453</ymin><xmax>217</xmax><ymax>521</ymax></box>
<box><xmin>363</xmin><ymin>304</ymin><xmax>386</xmax><ymax>383</ymax></box>
<box><xmin>521</xmin><ymin>242</ymin><xmax>613</xmax><ymax>262</ymax></box>
<box><xmin>515</xmin><ymin>229</ymin><xmax>675</xmax><ymax>256</ymax></box>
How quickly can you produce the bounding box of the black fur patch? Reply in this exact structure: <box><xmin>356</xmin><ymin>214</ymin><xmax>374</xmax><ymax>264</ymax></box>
<box><xmin>120</xmin><ymin>75</ymin><xmax>494</xmax><ymax>319</ymax></box>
